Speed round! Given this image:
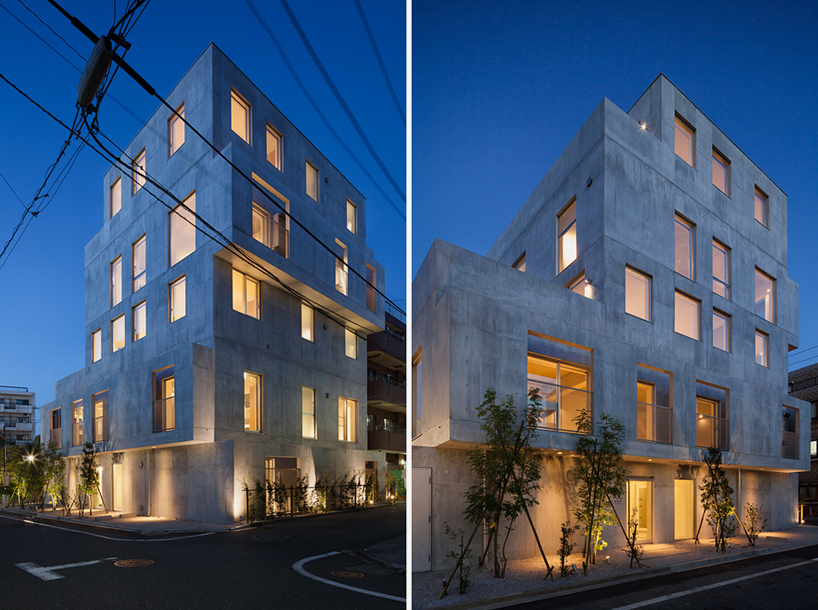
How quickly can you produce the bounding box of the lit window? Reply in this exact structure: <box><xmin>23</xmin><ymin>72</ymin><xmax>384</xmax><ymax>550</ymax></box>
<box><xmin>133</xmin><ymin>301</ymin><xmax>146</xmax><ymax>341</ymax></box>
<box><xmin>674</xmin><ymin>115</ymin><xmax>695</xmax><ymax>166</ymax></box>
<box><xmin>306</xmin><ymin>161</ymin><xmax>319</xmax><ymax>201</ymax></box>
<box><xmin>335</xmin><ymin>240</ymin><xmax>348</xmax><ymax>295</ymax></box>
<box><xmin>302</xmin><ymin>387</ymin><xmax>316</xmax><ymax>439</ymax></box>
<box><xmin>755</xmin><ymin>268</ymin><xmax>775</xmax><ymax>322</ymax></box>
<box><xmin>696</xmin><ymin>385</ymin><xmax>728</xmax><ymax>450</ymax></box>
<box><xmin>338</xmin><ymin>396</ymin><xmax>357</xmax><ymax>442</ymax></box>
<box><xmin>112</xmin><ymin>315</ymin><xmax>125</xmax><ymax>352</ymax></box>
<box><xmin>347</xmin><ymin>200</ymin><xmax>357</xmax><ymax>234</ymax></box>
<box><xmin>557</xmin><ymin>198</ymin><xmax>577</xmax><ymax>273</ymax></box>
<box><xmin>49</xmin><ymin>408</ymin><xmax>61</xmax><ymax>446</ymax></box>
<box><xmin>92</xmin><ymin>329</ymin><xmax>102</xmax><ymax>363</ymax></box>
<box><xmin>133</xmin><ymin>149</ymin><xmax>145</xmax><ymax>194</ymax></box>
<box><xmin>111</xmin><ymin>177</ymin><xmax>121</xmax><ymax>217</ymax></box>
<box><xmin>712</xmin><ymin>240</ymin><xmax>730</xmax><ymax>298</ymax></box>
<box><xmin>153</xmin><ymin>366</ymin><xmax>175</xmax><ymax>433</ymax></box>
<box><xmin>636</xmin><ymin>365</ymin><xmax>671</xmax><ymax>444</ymax></box>
<box><xmin>674</xmin><ymin>291</ymin><xmax>699</xmax><ymax>340</ymax></box>
<box><xmin>811</xmin><ymin>440</ymin><xmax>817</xmax><ymax>458</ymax></box>
<box><xmin>712</xmin><ymin>149</ymin><xmax>730</xmax><ymax>195</ymax></box>
<box><xmin>301</xmin><ymin>303</ymin><xmax>314</xmax><ymax>341</ymax></box>
<box><xmin>713</xmin><ymin>310</ymin><xmax>730</xmax><ymax>352</ymax></box>
<box><xmin>625</xmin><ymin>267</ymin><xmax>651</xmax><ymax>321</ymax></box>
<box><xmin>244</xmin><ymin>371</ymin><xmax>261</xmax><ymax>432</ymax></box>
<box><xmin>252</xmin><ymin>203</ymin><xmax>288</xmax><ymax>257</ymax></box>
<box><xmin>231</xmin><ymin>90</ymin><xmax>250</xmax><ymax>143</ymax></box>
<box><xmin>366</xmin><ymin>264</ymin><xmax>376</xmax><ymax>313</ymax></box>
<box><xmin>566</xmin><ymin>271</ymin><xmax>591</xmax><ymax>299</ymax></box>
<box><xmin>754</xmin><ymin>186</ymin><xmax>768</xmax><ymax>227</ymax></box>
<box><xmin>111</xmin><ymin>256</ymin><xmax>122</xmax><ymax>306</ymax></box>
<box><xmin>527</xmin><ymin>353</ymin><xmax>590</xmax><ymax>433</ymax></box>
<box><xmin>169</xmin><ymin>276</ymin><xmax>186</xmax><ymax>322</ymax></box>
<box><xmin>512</xmin><ymin>253</ymin><xmax>526</xmax><ymax>272</ymax></box>
<box><xmin>169</xmin><ymin>103</ymin><xmax>185</xmax><ymax>156</ymax></box>
<box><xmin>782</xmin><ymin>406</ymin><xmax>798</xmax><ymax>459</ymax></box>
<box><xmin>71</xmin><ymin>399</ymin><xmax>83</xmax><ymax>446</ymax></box>
<box><xmin>345</xmin><ymin>328</ymin><xmax>357</xmax><ymax>359</ymax></box>
<box><xmin>266</xmin><ymin>124</ymin><xmax>281</xmax><ymax>169</ymax></box>
<box><xmin>133</xmin><ymin>235</ymin><xmax>146</xmax><ymax>292</ymax></box>
<box><xmin>674</xmin><ymin>214</ymin><xmax>694</xmax><ymax>279</ymax></box>
<box><xmin>755</xmin><ymin>330</ymin><xmax>769</xmax><ymax>367</ymax></box>
<box><xmin>232</xmin><ymin>269</ymin><xmax>261</xmax><ymax>319</ymax></box>
<box><xmin>412</xmin><ymin>348</ymin><xmax>422</xmax><ymax>436</ymax></box>
<box><xmin>93</xmin><ymin>390</ymin><xmax>109</xmax><ymax>442</ymax></box>
<box><xmin>170</xmin><ymin>192</ymin><xmax>196</xmax><ymax>266</ymax></box>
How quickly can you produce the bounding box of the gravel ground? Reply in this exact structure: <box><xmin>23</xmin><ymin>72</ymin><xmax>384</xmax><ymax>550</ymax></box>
<box><xmin>412</xmin><ymin>536</ymin><xmax>788</xmax><ymax>609</ymax></box>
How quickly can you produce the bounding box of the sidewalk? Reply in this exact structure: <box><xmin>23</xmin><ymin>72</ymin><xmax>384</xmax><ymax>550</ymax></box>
<box><xmin>412</xmin><ymin>525</ymin><xmax>818</xmax><ymax>610</ymax></box>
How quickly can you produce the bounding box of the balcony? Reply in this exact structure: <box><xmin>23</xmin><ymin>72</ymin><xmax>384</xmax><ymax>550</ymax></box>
<box><xmin>252</xmin><ymin>211</ymin><xmax>288</xmax><ymax>258</ymax></box>
<box><xmin>368</xmin><ymin>375</ymin><xmax>406</xmax><ymax>409</ymax></box>
<box><xmin>637</xmin><ymin>403</ymin><xmax>671</xmax><ymax>444</ymax></box>
<box><xmin>93</xmin><ymin>415</ymin><xmax>109</xmax><ymax>443</ymax></box>
<box><xmin>72</xmin><ymin>423</ymin><xmax>84</xmax><ymax>447</ymax></box>
<box><xmin>153</xmin><ymin>397</ymin><xmax>175</xmax><ymax>433</ymax></box>
<box><xmin>49</xmin><ymin>427</ymin><xmax>61</xmax><ymax>446</ymax></box>
<box><xmin>783</xmin><ymin>430</ymin><xmax>799</xmax><ymax>459</ymax></box>
<box><xmin>696</xmin><ymin>414</ymin><xmax>729</xmax><ymax>450</ymax></box>
<box><xmin>367</xmin><ymin>329</ymin><xmax>406</xmax><ymax>364</ymax></box>
<box><xmin>367</xmin><ymin>424</ymin><xmax>406</xmax><ymax>453</ymax></box>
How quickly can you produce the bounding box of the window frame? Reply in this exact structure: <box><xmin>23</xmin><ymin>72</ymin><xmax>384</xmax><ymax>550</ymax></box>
<box><xmin>232</xmin><ymin>268</ymin><xmax>261</xmax><ymax>319</ymax></box>
<box><xmin>345</xmin><ymin>328</ymin><xmax>357</xmax><ymax>359</ymax></box>
<box><xmin>110</xmin><ymin>177</ymin><xmax>122</xmax><ymax>217</ymax></box>
<box><xmin>527</xmin><ymin>352</ymin><xmax>592</xmax><ymax>434</ymax></box>
<box><xmin>133</xmin><ymin>300</ymin><xmax>147</xmax><ymax>342</ymax></box>
<box><xmin>169</xmin><ymin>275</ymin><xmax>186</xmax><ymax>323</ymax></box>
<box><xmin>754</xmin><ymin>186</ymin><xmax>769</xmax><ymax>228</ymax></box>
<box><xmin>625</xmin><ymin>266</ymin><xmax>652</xmax><ymax>322</ymax></box>
<box><xmin>712</xmin><ymin>148</ymin><xmax>730</xmax><ymax>196</ymax></box>
<box><xmin>565</xmin><ymin>270</ymin><xmax>589</xmax><ymax>298</ymax></box>
<box><xmin>133</xmin><ymin>235</ymin><xmax>146</xmax><ymax>292</ymax></box>
<box><xmin>512</xmin><ymin>252</ymin><xmax>526</xmax><ymax>272</ymax></box>
<box><xmin>132</xmin><ymin>148</ymin><xmax>146</xmax><ymax>194</ymax></box>
<box><xmin>674</xmin><ymin>114</ymin><xmax>695</xmax><ymax>167</ymax></box>
<box><xmin>169</xmin><ymin>192</ymin><xmax>196</xmax><ymax>266</ymax></box>
<box><xmin>92</xmin><ymin>329</ymin><xmax>102</xmax><ymax>363</ymax></box>
<box><xmin>301</xmin><ymin>303</ymin><xmax>315</xmax><ymax>341</ymax></box>
<box><xmin>111</xmin><ymin>255</ymin><xmax>123</xmax><ymax>307</ymax></box>
<box><xmin>230</xmin><ymin>89</ymin><xmax>251</xmax><ymax>144</ymax></box>
<box><xmin>92</xmin><ymin>390</ymin><xmax>109</xmax><ymax>443</ymax></box>
<box><xmin>266</xmin><ymin>124</ymin><xmax>281</xmax><ymax>169</ymax></box>
<box><xmin>168</xmin><ymin>102</ymin><xmax>185</xmax><ymax>156</ymax></box>
<box><xmin>755</xmin><ymin>329</ymin><xmax>769</xmax><ymax>367</ymax></box>
<box><xmin>712</xmin><ymin>309</ymin><xmax>730</xmax><ymax>352</ymax></box>
<box><xmin>338</xmin><ymin>396</ymin><xmax>357</xmax><ymax>442</ymax></box>
<box><xmin>71</xmin><ymin>399</ymin><xmax>83</xmax><ymax>446</ymax></box>
<box><xmin>712</xmin><ymin>239</ymin><xmax>730</xmax><ymax>299</ymax></box>
<box><xmin>302</xmin><ymin>386</ymin><xmax>316</xmax><ymax>439</ymax></box>
<box><xmin>111</xmin><ymin>314</ymin><xmax>125</xmax><ymax>353</ymax></box>
<box><xmin>346</xmin><ymin>199</ymin><xmax>357</xmax><ymax>234</ymax></box>
<box><xmin>335</xmin><ymin>239</ymin><xmax>348</xmax><ymax>295</ymax></box>
<box><xmin>754</xmin><ymin>267</ymin><xmax>775</xmax><ymax>322</ymax></box>
<box><xmin>306</xmin><ymin>160</ymin><xmax>319</xmax><ymax>202</ymax></box>
<box><xmin>636</xmin><ymin>365</ymin><xmax>672</xmax><ymax>444</ymax></box>
<box><xmin>674</xmin><ymin>290</ymin><xmax>700</xmax><ymax>340</ymax></box>
<box><xmin>152</xmin><ymin>365</ymin><xmax>175</xmax><ymax>433</ymax></box>
<box><xmin>557</xmin><ymin>197</ymin><xmax>577</xmax><ymax>273</ymax></box>
<box><xmin>244</xmin><ymin>371</ymin><xmax>262</xmax><ymax>433</ymax></box>
<box><xmin>674</xmin><ymin>214</ymin><xmax>695</xmax><ymax>279</ymax></box>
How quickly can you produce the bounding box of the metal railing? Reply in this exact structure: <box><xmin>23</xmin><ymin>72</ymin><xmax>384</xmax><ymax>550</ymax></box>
<box><xmin>93</xmin><ymin>415</ymin><xmax>109</xmax><ymax>443</ymax></box>
<box><xmin>253</xmin><ymin>212</ymin><xmax>288</xmax><ymax>258</ymax></box>
<box><xmin>49</xmin><ymin>428</ymin><xmax>61</xmax><ymax>446</ymax></box>
<box><xmin>696</xmin><ymin>414</ymin><xmax>729</xmax><ymax>450</ymax></box>
<box><xmin>783</xmin><ymin>430</ymin><xmax>799</xmax><ymax>459</ymax></box>
<box><xmin>153</xmin><ymin>397</ymin><xmax>175</xmax><ymax>433</ymax></box>
<box><xmin>72</xmin><ymin>423</ymin><xmax>83</xmax><ymax>447</ymax></box>
<box><xmin>636</xmin><ymin>402</ymin><xmax>672</xmax><ymax>444</ymax></box>
<box><xmin>367</xmin><ymin>423</ymin><xmax>406</xmax><ymax>435</ymax></box>
<box><xmin>367</xmin><ymin>373</ymin><xmax>405</xmax><ymax>387</ymax></box>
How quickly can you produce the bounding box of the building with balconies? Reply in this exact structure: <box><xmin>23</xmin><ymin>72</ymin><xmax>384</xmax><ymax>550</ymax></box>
<box><xmin>0</xmin><ymin>386</ymin><xmax>35</xmax><ymax>447</ymax></box>
<box><xmin>39</xmin><ymin>44</ymin><xmax>387</xmax><ymax>523</ymax></box>
<box><xmin>412</xmin><ymin>74</ymin><xmax>808</xmax><ymax>571</ymax></box>
<box><xmin>788</xmin><ymin>364</ymin><xmax>818</xmax><ymax>505</ymax></box>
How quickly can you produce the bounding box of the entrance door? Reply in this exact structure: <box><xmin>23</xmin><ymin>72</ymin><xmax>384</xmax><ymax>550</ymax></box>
<box><xmin>412</xmin><ymin>467</ymin><xmax>432</xmax><ymax>572</ymax></box>
<box><xmin>112</xmin><ymin>463</ymin><xmax>123</xmax><ymax>512</ymax></box>
<box><xmin>674</xmin><ymin>479</ymin><xmax>695</xmax><ymax>539</ymax></box>
<box><xmin>627</xmin><ymin>479</ymin><xmax>653</xmax><ymax>543</ymax></box>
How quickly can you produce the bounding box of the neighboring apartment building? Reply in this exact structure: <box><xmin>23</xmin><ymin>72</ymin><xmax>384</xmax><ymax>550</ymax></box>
<box><xmin>412</xmin><ymin>74</ymin><xmax>808</xmax><ymax>571</ymax></box>
<box><xmin>40</xmin><ymin>44</ymin><xmax>386</xmax><ymax>523</ymax></box>
<box><xmin>0</xmin><ymin>386</ymin><xmax>35</xmax><ymax>447</ymax></box>
<box><xmin>788</xmin><ymin>364</ymin><xmax>818</xmax><ymax>503</ymax></box>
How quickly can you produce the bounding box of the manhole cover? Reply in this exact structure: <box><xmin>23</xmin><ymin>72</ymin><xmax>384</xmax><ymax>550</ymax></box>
<box><xmin>250</xmin><ymin>533</ymin><xmax>291</xmax><ymax>542</ymax></box>
<box><xmin>331</xmin><ymin>570</ymin><xmax>364</xmax><ymax>578</ymax></box>
<box><xmin>114</xmin><ymin>559</ymin><xmax>154</xmax><ymax>568</ymax></box>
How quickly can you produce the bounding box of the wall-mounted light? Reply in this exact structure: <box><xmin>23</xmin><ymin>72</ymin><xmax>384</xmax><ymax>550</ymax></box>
<box><xmin>639</xmin><ymin>120</ymin><xmax>648</xmax><ymax>131</ymax></box>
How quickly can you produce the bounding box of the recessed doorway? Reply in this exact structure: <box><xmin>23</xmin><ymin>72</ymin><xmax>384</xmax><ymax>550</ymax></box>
<box><xmin>674</xmin><ymin>478</ymin><xmax>695</xmax><ymax>539</ymax></box>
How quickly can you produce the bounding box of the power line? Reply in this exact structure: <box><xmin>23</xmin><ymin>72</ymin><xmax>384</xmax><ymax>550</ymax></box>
<box><xmin>0</xmin><ymin>170</ymin><xmax>27</xmax><ymax>209</ymax></box>
<box><xmin>244</xmin><ymin>0</ymin><xmax>404</xmax><ymax>220</ymax></box>
<box><xmin>16</xmin><ymin>0</ymin><xmax>85</xmax><ymax>60</ymax></box>
<box><xmin>789</xmin><ymin>344</ymin><xmax>818</xmax><ymax>357</ymax></box>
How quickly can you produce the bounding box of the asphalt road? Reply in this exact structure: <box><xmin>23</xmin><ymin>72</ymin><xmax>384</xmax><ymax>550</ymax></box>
<box><xmin>0</xmin><ymin>504</ymin><xmax>405</xmax><ymax>610</ymax></box>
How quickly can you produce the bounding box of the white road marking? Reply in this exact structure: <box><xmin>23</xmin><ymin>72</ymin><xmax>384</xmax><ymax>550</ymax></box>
<box><xmin>293</xmin><ymin>551</ymin><xmax>405</xmax><ymax>603</ymax></box>
<box><xmin>15</xmin><ymin>557</ymin><xmax>119</xmax><ymax>581</ymax></box>
<box><xmin>611</xmin><ymin>557</ymin><xmax>818</xmax><ymax>609</ymax></box>
<box><xmin>21</xmin><ymin>519</ymin><xmax>215</xmax><ymax>541</ymax></box>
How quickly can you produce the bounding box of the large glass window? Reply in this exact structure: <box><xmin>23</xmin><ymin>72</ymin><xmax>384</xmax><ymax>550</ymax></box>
<box><xmin>712</xmin><ymin>149</ymin><xmax>730</xmax><ymax>195</ymax></box>
<box><xmin>347</xmin><ymin>200</ymin><xmax>356</xmax><ymax>234</ymax></box>
<box><xmin>169</xmin><ymin>102</ymin><xmax>185</xmax><ymax>156</ymax></box>
<box><xmin>755</xmin><ymin>329</ymin><xmax>769</xmax><ymax>367</ymax></box>
<box><xmin>782</xmin><ymin>406</ymin><xmax>798</xmax><ymax>459</ymax></box>
<box><xmin>755</xmin><ymin>268</ymin><xmax>774</xmax><ymax>322</ymax></box>
<box><xmin>169</xmin><ymin>276</ymin><xmax>186</xmax><ymax>322</ymax></box>
<box><xmin>133</xmin><ymin>235</ymin><xmax>146</xmax><ymax>292</ymax></box>
<box><xmin>674</xmin><ymin>115</ymin><xmax>695</xmax><ymax>166</ymax></box>
<box><xmin>345</xmin><ymin>328</ymin><xmax>357</xmax><ymax>359</ymax></box>
<box><xmin>625</xmin><ymin>267</ymin><xmax>651</xmax><ymax>321</ymax></box>
<box><xmin>132</xmin><ymin>149</ymin><xmax>145</xmax><ymax>194</ymax></box>
<box><xmin>674</xmin><ymin>214</ymin><xmax>694</xmax><ymax>279</ymax></box>
<box><xmin>133</xmin><ymin>301</ymin><xmax>146</xmax><ymax>341</ymax></box>
<box><xmin>111</xmin><ymin>315</ymin><xmax>125</xmax><ymax>352</ymax></box>
<box><xmin>302</xmin><ymin>387</ymin><xmax>316</xmax><ymax>439</ymax></box>
<box><xmin>338</xmin><ymin>397</ymin><xmax>357</xmax><ymax>442</ymax></box>
<box><xmin>712</xmin><ymin>240</ymin><xmax>730</xmax><ymax>298</ymax></box>
<box><xmin>636</xmin><ymin>365</ymin><xmax>671</xmax><ymax>444</ymax></box>
<box><xmin>111</xmin><ymin>256</ymin><xmax>122</xmax><ymax>306</ymax></box>
<box><xmin>754</xmin><ymin>186</ymin><xmax>768</xmax><ymax>227</ymax></box>
<box><xmin>557</xmin><ymin>198</ymin><xmax>577</xmax><ymax>273</ymax></box>
<box><xmin>170</xmin><ymin>193</ymin><xmax>196</xmax><ymax>266</ymax></box>
<box><xmin>335</xmin><ymin>240</ymin><xmax>348</xmax><ymax>295</ymax></box>
<box><xmin>713</xmin><ymin>310</ymin><xmax>730</xmax><ymax>352</ymax></box>
<box><xmin>92</xmin><ymin>329</ymin><xmax>102</xmax><ymax>362</ymax></box>
<box><xmin>252</xmin><ymin>203</ymin><xmax>288</xmax><ymax>257</ymax></box>
<box><xmin>527</xmin><ymin>353</ymin><xmax>590</xmax><ymax>433</ymax></box>
<box><xmin>244</xmin><ymin>371</ymin><xmax>261</xmax><ymax>432</ymax></box>
<box><xmin>627</xmin><ymin>479</ymin><xmax>654</xmax><ymax>543</ymax></box>
<box><xmin>301</xmin><ymin>303</ymin><xmax>314</xmax><ymax>341</ymax></box>
<box><xmin>696</xmin><ymin>384</ymin><xmax>728</xmax><ymax>450</ymax></box>
<box><xmin>153</xmin><ymin>366</ymin><xmax>175</xmax><ymax>433</ymax></box>
<box><xmin>71</xmin><ymin>399</ymin><xmax>83</xmax><ymax>446</ymax></box>
<box><xmin>306</xmin><ymin>161</ymin><xmax>319</xmax><ymax>201</ymax></box>
<box><xmin>110</xmin><ymin>177</ymin><xmax>121</xmax><ymax>217</ymax></box>
<box><xmin>232</xmin><ymin>269</ymin><xmax>260</xmax><ymax>319</ymax></box>
<box><xmin>266</xmin><ymin>124</ymin><xmax>281</xmax><ymax>169</ymax></box>
<box><xmin>93</xmin><ymin>390</ymin><xmax>109</xmax><ymax>442</ymax></box>
<box><xmin>675</xmin><ymin>291</ymin><xmax>699</xmax><ymax>340</ymax></box>
<box><xmin>231</xmin><ymin>90</ymin><xmax>250</xmax><ymax>143</ymax></box>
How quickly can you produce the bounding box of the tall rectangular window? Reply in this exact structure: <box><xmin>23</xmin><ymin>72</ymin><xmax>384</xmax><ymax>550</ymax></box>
<box><xmin>302</xmin><ymin>387</ymin><xmax>316</xmax><ymax>439</ymax></box>
<box><xmin>50</xmin><ymin>408</ymin><xmax>61</xmax><ymax>446</ymax></box>
<box><xmin>153</xmin><ymin>366</ymin><xmax>175</xmax><ymax>433</ymax></box>
<box><xmin>133</xmin><ymin>301</ymin><xmax>146</xmax><ymax>341</ymax></box>
<box><xmin>636</xmin><ymin>365</ymin><xmax>671</xmax><ymax>444</ymax></box>
<box><xmin>132</xmin><ymin>149</ymin><xmax>146</xmax><ymax>194</ymax></box>
<box><xmin>170</xmin><ymin>193</ymin><xmax>196</xmax><ymax>266</ymax></box>
<box><xmin>92</xmin><ymin>329</ymin><xmax>102</xmax><ymax>362</ymax></box>
<box><xmin>366</xmin><ymin>264</ymin><xmax>376</xmax><ymax>313</ymax></box>
<box><xmin>625</xmin><ymin>267</ymin><xmax>651</xmax><ymax>321</ymax></box>
<box><xmin>244</xmin><ymin>371</ymin><xmax>261</xmax><ymax>432</ymax></box>
<box><xmin>345</xmin><ymin>328</ymin><xmax>357</xmax><ymax>359</ymax></box>
<box><xmin>335</xmin><ymin>240</ymin><xmax>348</xmax><ymax>295</ymax></box>
<box><xmin>696</xmin><ymin>386</ymin><xmax>728</xmax><ymax>450</ymax></box>
<box><xmin>674</xmin><ymin>214</ymin><xmax>694</xmax><ymax>279</ymax></box>
<box><xmin>169</xmin><ymin>276</ymin><xmax>186</xmax><ymax>322</ymax></box>
<box><xmin>301</xmin><ymin>303</ymin><xmax>314</xmax><ymax>341</ymax></box>
<box><xmin>674</xmin><ymin>115</ymin><xmax>695</xmax><ymax>166</ymax></box>
<box><xmin>412</xmin><ymin>348</ymin><xmax>422</xmax><ymax>436</ymax></box>
<box><xmin>71</xmin><ymin>399</ymin><xmax>83</xmax><ymax>446</ymax></box>
<box><xmin>713</xmin><ymin>310</ymin><xmax>730</xmax><ymax>352</ymax></box>
<box><xmin>231</xmin><ymin>90</ymin><xmax>250</xmax><ymax>143</ymax></box>
<box><xmin>346</xmin><ymin>200</ymin><xmax>357</xmax><ymax>234</ymax></box>
<box><xmin>557</xmin><ymin>198</ymin><xmax>577</xmax><ymax>272</ymax></box>
<box><xmin>110</xmin><ymin>177</ymin><xmax>121</xmax><ymax>217</ymax></box>
<box><xmin>338</xmin><ymin>397</ymin><xmax>357</xmax><ymax>442</ymax></box>
<box><xmin>712</xmin><ymin>149</ymin><xmax>730</xmax><ymax>195</ymax></box>
<box><xmin>527</xmin><ymin>353</ymin><xmax>590</xmax><ymax>433</ymax></box>
<box><xmin>755</xmin><ymin>268</ymin><xmax>775</xmax><ymax>322</ymax></box>
<box><xmin>133</xmin><ymin>235</ymin><xmax>146</xmax><ymax>292</ymax></box>
<box><xmin>93</xmin><ymin>390</ymin><xmax>109</xmax><ymax>442</ymax></box>
<box><xmin>306</xmin><ymin>161</ymin><xmax>319</xmax><ymax>201</ymax></box>
<box><xmin>266</xmin><ymin>124</ymin><xmax>281</xmax><ymax>169</ymax></box>
<box><xmin>232</xmin><ymin>269</ymin><xmax>261</xmax><ymax>319</ymax></box>
<box><xmin>112</xmin><ymin>315</ymin><xmax>125</xmax><ymax>352</ymax></box>
<box><xmin>712</xmin><ymin>240</ymin><xmax>730</xmax><ymax>298</ymax></box>
<box><xmin>754</xmin><ymin>186</ymin><xmax>768</xmax><ymax>227</ymax></box>
<box><xmin>675</xmin><ymin>291</ymin><xmax>699</xmax><ymax>340</ymax></box>
<box><xmin>111</xmin><ymin>256</ymin><xmax>122</xmax><ymax>306</ymax></box>
<box><xmin>755</xmin><ymin>329</ymin><xmax>769</xmax><ymax>367</ymax></box>
<box><xmin>782</xmin><ymin>406</ymin><xmax>798</xmax><ymax>459</ymax></box>
<box><xmin>169</xmin><ymin>102</ymin><xmax>185</xmax><ymax>156</ymax></box>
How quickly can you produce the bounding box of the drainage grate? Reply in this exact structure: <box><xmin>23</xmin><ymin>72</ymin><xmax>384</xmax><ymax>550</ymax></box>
<box><xmin>331</xmin><ymin>570</ymin><xmax>364</xmax><ymax>578</ymax></box>
<box><xmin>115</xmin><ymin>559</ymin><xmax>154</xmax><ymax>568</ymax></box>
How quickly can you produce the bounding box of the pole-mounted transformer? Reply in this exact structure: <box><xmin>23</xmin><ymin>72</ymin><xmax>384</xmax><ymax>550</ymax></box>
<box><xmin>77</xmin><ymin>35</ymin><xmax>112</xmax><ymax>109</ymax></box>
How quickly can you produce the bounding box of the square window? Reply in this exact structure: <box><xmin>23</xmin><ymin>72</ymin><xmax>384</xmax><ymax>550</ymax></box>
<box><xmin>111</xmin><ymin>256</ymin><xmax>122</xmax><ymax>306</ymax></box>
<box><xmin>625</xmin><ymin>267</ymin><xmax>651</xmax><ymax>321</ymax></box>
<box><xmin>557</xmin><ymin>198</ymin><xmax>577</xmax><ymax>273</ymax></box>
<box><xmin>712</xmin><ymin>149</ymin><xmax>730</xmax><ymax>195</ymax></box>
<box><xmin>111</xmin><ymin>315</ymin><xmax>125</xmax><ymax>352</ymax></box>
<box><xmin>674</xmin><ymin>115</ymin><xmax>695</xmax><ymax>166</ymax></box>
<box><xmin>132</xmin><ymin>149</ymin><xmax>145</xmax><ymax>194</ymax></box>
<box><xmin>169</xmin><ymin>276</ymin><xmax>186</xmax><ymax>322</ymax></box>
<box><xmin>306</xmin><ymin>161</ymin><xmax>319</xmax><ymax>201</ymax></box>
<box><xmin>755</xmin><ymin>186</ymin><xmax>768</xmax><ymax>227</ymax></box>
<box><xmin>712</xmin><ymin>240</ymin><xmax>730</xmax><ymax>299</ymax></box>
<box><xmin>266</xmin><ymin>124</ymin><xmax>281</xmax><ymax>169</ymax></box>
<box><xmin>153</xmin><ymin>366</ymin><xmax>175</xmax><ymax>433</ymax></box>
<box><xmin>232</xmin><ymin>269</ymin><xmax>261</xmax><ymax>319</ymax></box>
<box><xmin>231</xmin><ymin>89</ymin><xmax>250</xmax><ymax>143</ymax></box>
<box><xmin>170</xmin><ymin>192</ymin><xmax>196</xmax><ymax>266</ymax></box>
<box><xmin>110</xmin><ymin>177</ymin><xmax>121</xmax><ymax>217</ymax></box>
<box><xmin>169</xmin><ymin>103</ymin><xmax>185</xmax><ymax>156</ymax></box>
<box><xmin>302</xmin><ymin>387</ymin><xmax>316</xmax><ymax>439</ymax></box>
<box><xmin>133</xmin><ymin>301</ymin><xmax>146</xmax><ymax>341</ymax></box>
<box><xmin>133</xmin><ymin>235</ymin><xmax>146</xmax><ymax>292</ymax></box>
<box><xmin>755</xmin><ymin>268</ymin><xmax>775</xmax><ymax>322</ymax></box>
<box><xmin>675</xmin><ymin>291</ymin><xmax>699</xmax><ymax>340</ymax></box>
<box><xmin>335</xmin><ymin>240</ymin><xmax>348</xmax><ymax>295</ymax></box>
<box><xmin>512</xmin><ymin>252</ymin><xmax>526</xmax><ymax>272</ymax></box>
<box><xmin>755</xmin><ymin>329</ymin><xmax>769</xmax><ymax>367</ymax></box>
<box><xmin>347</xmin><ymin>200</ymin><xmax>356</xmax><ymax>234</ymax></box>
<box><xmin>92</xmin><ymin>329</ymin><xmax>102</xmax><ymax>362</ymax></box>
<box><xmin>713</xmin><ymin>310</ymin><xmax>730</xmax><ymax>352</ymax></box>
<box><xmin>345</xmin><ymin>328</ymin><xmax>357</xmax><ymax>359</ymax></box>
<box><xmin>338</xmin><ymin>396</ymin><xmax>357</xmax><ymax>442</ymax></box>
<box><xmin>244</xmin><ymin>371</ymin><xmax>261</xmax><ymax>432</ymax></box>
<box><xmin>674</xmin><ymin>214</ymin><xmax>694</xmax><ymax>279</ymax></box>
<box><xmin>301</xmin><ymin>303</ymin><xmax>315</xmax><ymax>341</ymax></box>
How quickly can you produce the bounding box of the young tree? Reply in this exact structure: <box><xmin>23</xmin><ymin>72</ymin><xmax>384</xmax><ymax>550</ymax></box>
<box><xmin>41</xmin><ymin>441</ymin><xmax>66</xmax><ymax>512</ymax></box>
<box><xmin>743</xmin><ymin>502</ymin><xmax>767</xmax><ymax>547</ymax></box>
<box><xmin>698</xmin><ymin>446</ymin><xmax>735</xmax><ymax>552</ymax></box>
<box><xmin>77</xmin><ymin>442</ymin><xmax>100</xmax><ymax>517</ymax></box>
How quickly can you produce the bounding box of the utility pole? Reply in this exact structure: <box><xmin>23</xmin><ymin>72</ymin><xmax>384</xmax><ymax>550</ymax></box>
<box><xmin>2</xmin><ymin>424</ymin><xmax>8</xmax><ymax>508</ymax></box>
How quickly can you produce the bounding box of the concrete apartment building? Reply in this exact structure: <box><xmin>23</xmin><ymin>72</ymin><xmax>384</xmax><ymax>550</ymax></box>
<box><xmin>40</xmin><ymin>44</ymin><xmax>387</xmax><ymax>523</ymax></box>
<box><xmin>1</xmin><ymin>386</ymin><xmax>35</xmax><ymax>447</ymax></box>
<box><xmin>788</xmin><ymin>364</ymin><xmax>818</xmax><ymax>503</ymax></box>
<box><xmin>412</xmin><ymin>74</ymin><xmax>807</xmax><ymax>571</ymax></box>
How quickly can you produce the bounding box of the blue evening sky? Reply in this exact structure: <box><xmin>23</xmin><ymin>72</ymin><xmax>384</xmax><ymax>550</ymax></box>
<box><xmin>412</xmin><ymin>0</ymin><xmax>818</xmax><ymax>370</ymax></box>
<box><xmin>0</xmin><ymin>0</ymin><xmax>405</xmax><ymax>409</ymax></box>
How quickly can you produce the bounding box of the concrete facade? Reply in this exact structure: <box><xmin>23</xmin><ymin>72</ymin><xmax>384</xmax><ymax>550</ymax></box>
<box><xmin>40</xmin><ymin>44</ymin><xmax>386</xmax><ymax>523</ymax></box>
<box><xmin>413</xmin><ymin>75</ymin><xmax>807</xmax><ymax>571</ymax></box>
